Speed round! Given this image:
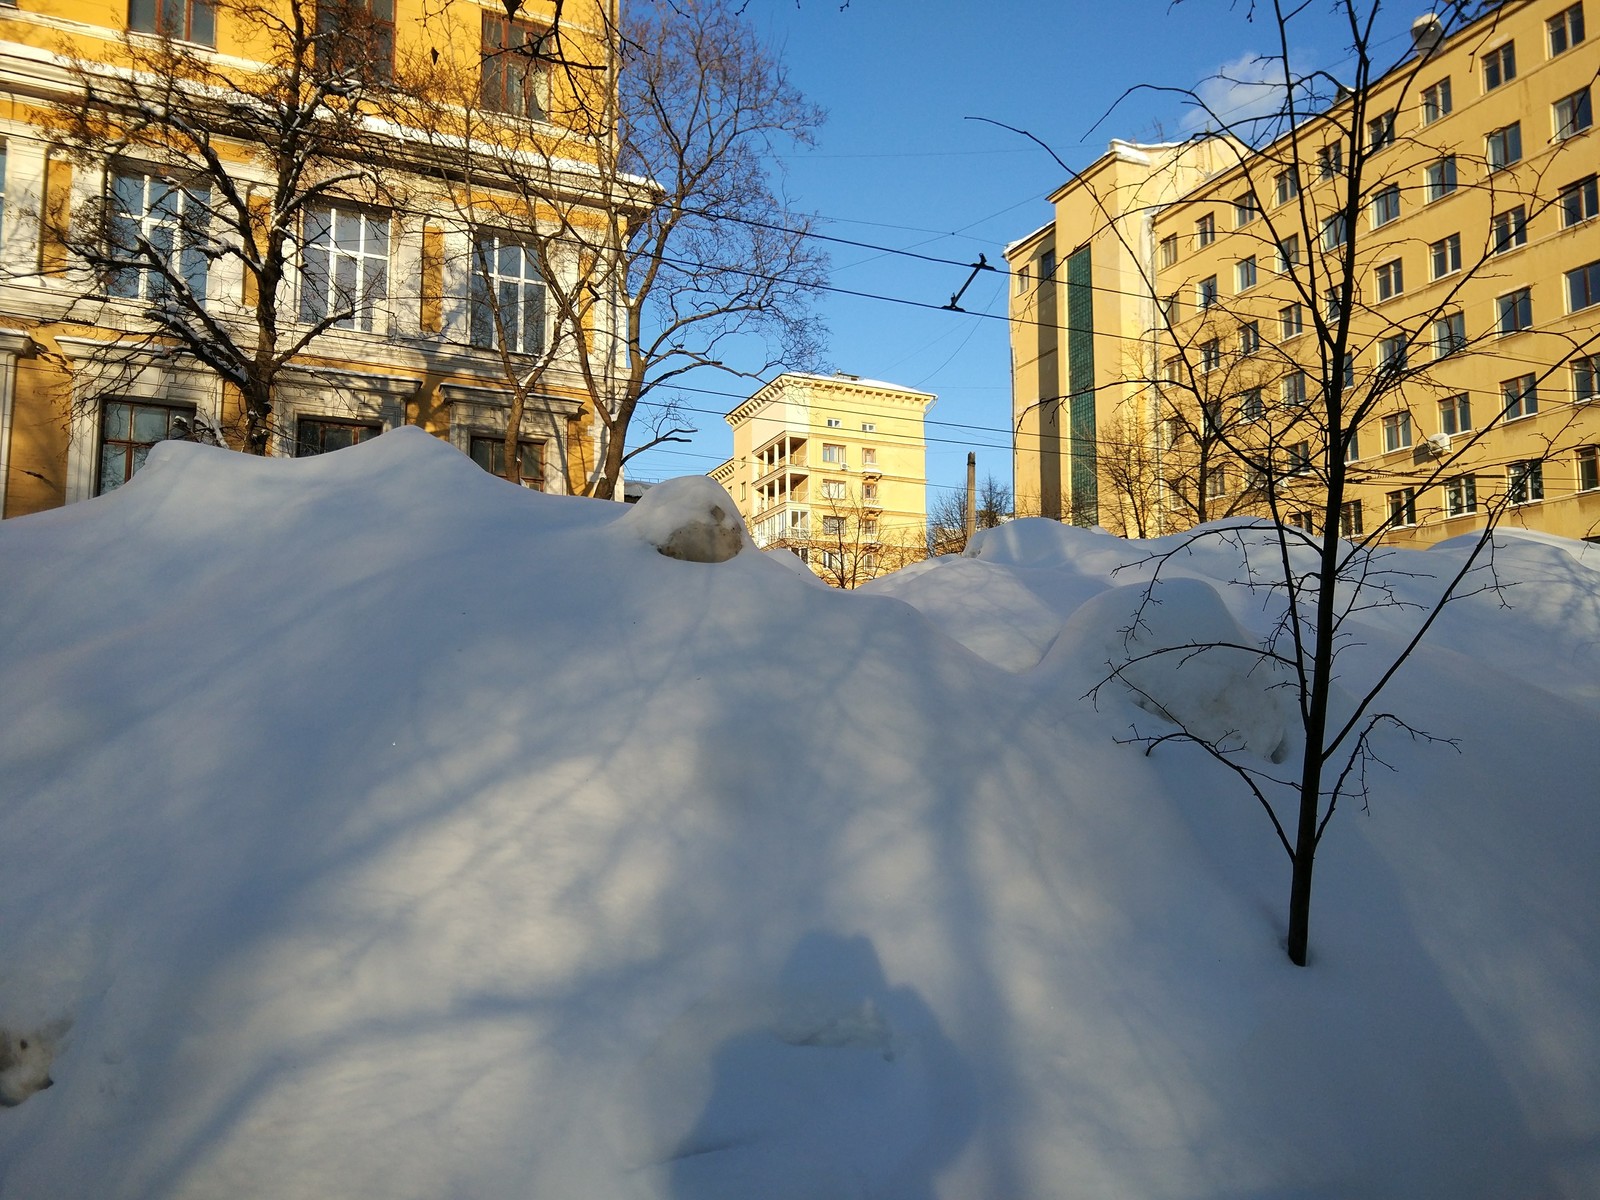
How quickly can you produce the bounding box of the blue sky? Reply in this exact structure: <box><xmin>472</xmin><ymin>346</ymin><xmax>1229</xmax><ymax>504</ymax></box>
<box><xmin>624</xmin><ymin>0</ymin><xmax>1411</xmax><ymax>509</ymax></box>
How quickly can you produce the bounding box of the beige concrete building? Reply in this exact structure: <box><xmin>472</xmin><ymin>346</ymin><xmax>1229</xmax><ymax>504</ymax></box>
<box><xmin>712</xmin><ymin>372</ymin><xmax>934</xmax><ymax>586</ymax></box>
<box><xmin>1010</xmin><ymin>0</ymin><xmax>1600</xmax><ymax>545</ymax></box>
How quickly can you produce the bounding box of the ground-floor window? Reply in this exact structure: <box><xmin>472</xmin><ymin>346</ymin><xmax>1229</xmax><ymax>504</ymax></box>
<box><xmin>295</xmin><ymin>418</ymin><xmax>382</xmax><ymax>457</ymax></box>
<box><xmin>98</xmin><ymin>400</ymin><xmax>194</xmax><ymax>493</ymax></box>
<box><xmin>469</xmin><ymin>435</ymin><xmax>545</xmax><ymax>489</ymax></box>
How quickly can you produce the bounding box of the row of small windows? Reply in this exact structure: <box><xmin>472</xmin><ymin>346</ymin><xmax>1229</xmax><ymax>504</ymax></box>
<box><xmin>105</xmin><ymin>168</ymin><xmax>548</xmax><ymax>352</ymax></box>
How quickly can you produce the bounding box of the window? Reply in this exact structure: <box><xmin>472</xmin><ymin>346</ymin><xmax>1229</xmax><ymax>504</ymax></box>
<box><xmin>1422</xmin><ymin>78</ymin><xmax>1452</xmax><ymax>124</ymax></box>
<box><xmin>1287</xmin><ymin>510</ymin><xmax>1315</xmax><ymax>533</ymax></box>
<box><xmin>1160</xmin><ymin>234</ymin><xmax>1179</xmax><ymax>268</ymax></box>
<box><xmin>1508</xmin><ymin>460</ymin><xmax>1544</xmax><ymax>504</ymax></box>
<box><xmin>1502</xmin><ymin>373</ymin><xmax>1538</xmax><ymax>418</ymax></box>
<box><xmin>1201</xmin><ymin>339</ymin><xmax>1222</xmax><ymax>373</ymax></box>
<box><xmin>128</xmin><ymin>0</ymin><xmax>214</xmax><ymax>44</ymax></box>
<box><xmin>1496</xmin><ymin>288</ymin><xmax>1533</xmax><ymax>335</ymax></box>
<box><xmin>1555</xmin><ymin>88</ymin><xmax>1593</xmax><ymax>140</ymax></box>
<box><xmin>1483</xmin><ymin>42</ymin><xmax>1516</xmax><ymax>90</ymax></box>
<box><xmin>299</xmin><ymin>205</ymin><xmax>389</xmax><ymax>333</ymax></box>
<box><xmin>1433</xmin><ymin>312</ymin><xmax>1466</xmax><ymax>358</ymax></box>
<box><xmin>821</xmin><ymin>442</ymin><xmax>844</xmax><ymax>463</ymax></box>
<box><xmin>1016</xmin><ymin>265</ymin><xmax>1029</xmax><ymax>294</ymax></box>
<box><xmin>1567</xmin><ymin>259</ymin><xmax>1600</xmax><ymax>311</ymax></box>
<box><xmin>1439</xmin><ymin>393</ymin><xmax>1472</xmax><ymax>435</ymax></box>
<box><xmin>1040</xmin><ymin>249</ymin><xmax>1056</xmax><ymax>279</ymax></box>
<box><xmin>1236</xmin><ymin>256</ymin><xmax>1257</xmax><ymax>290</ymax></box>
<box><xmin>821</xmin><ymin>516</ymin><xmax>847</xmax><ymax>537</ymax></box>
<box><xmin>1578</xmin><ymin>446</ymin><xmax>1599</xmax><ymax>492</ymax></box>
<box><xmin>825</xmin><ymin>417</ymin><xmax>842</xmax><ymax>427</ymax></box>
<box><xmin>1387</xmin><ymin>488</ymin><xmax>1417</xmax><ymax>527</ymax></box>
<box><xmin>1158</xmin><ymin>293</ymin><xmax>1179</xmax><ymax>324</ymax></box>
<box><xmin>97</xmin><ymin>400</ymin><xmax>191</xmax><ymax>493</ymax></box>
<box><xmin>1561</xmin><ymin>175</ymin><xmax>1599</xmax><ymax>226</ymax></box>
<box><xmin>1288</xmin><ymin>439</ymin><xmax>1312</xmax><ymax>474</ymax></box>
<box><xmin>1424</xmin><ymin>156</ymin><xmax>1457</xmax><ymax>202</ymax></box>
<box><xmin>1491</xmin><ymin>206</ymin><xmax>1527</xmax><ymax>254</ymax></box>
<box><xmin>1378</xmin><ymin>335</ymin><xmax>1408</xmax><ymax>374</ymax></box>
<box><xmin>295</xmin><ymin>417</ymin><xmax>382</xmax><ymax>457</ymax></box>
<box><xmin>1549</xmin><ymin>4</ymin><xmax>1586</xmax><ymax>55</ymax></box>
<box><xmin>1340</xmin><ymin>352</ymin><xmax>1356</xmax><ymax>390</ymax></box>
<box><xmin>1340</xmin><ymin>499</ymin><xmax>1364</xmax><ymax>537</ymax></box>
<box><xmin>1321</xmin><ymin>212</ymin><xmax>1347</xmax><ymax>250</ymax></box>
<box><xmin>1575</xmin><ymin>353</ymin><xmax>1600</xmax><ymax>403</ymax></box>
<box><xmin>1325</xmin><ymin>287</ymin><xmax>1344</xmax><ymax>322</ymax></box>
<box><xmin>1382</xmin><ymin>411</ymin><xmax>1413</xmax><ymax>452</ymax></box>
<box><xmin>1430</xmin><ymin>233</ymin><xmax>1462</xmax><ymax>279</ymax></box>
<box><xmin>1196</xmin><ymin>275</ymin><xmax>1218</xmax><ymax>309</ymax></box>
<box><xmin>862</xmin><ymin>482</ymin><xmax>879</xmax><ymax>504</ymax></box>
<box><xmin>861</xmin><ymin>447</ymin><xmax>878</xmax><ymax>466</ymax></box>
<box><xmin>315</xmin><ymin>0</ymin><xmax>393</xmax><ymax>80</ymax></box>
<box><xmin>1283</xmin><ymin>371</ymin><xmax>1307</xmax><ymax>407</ymax></box>
<box><xmin>1202</xmin><ymin>399</ymin><xmax>1222</xmax><ymax>436</ymax></box>
<box><xmin>482</xmin><ymin>13</ymin><xmax>550</xmax><ymax>119</ymax></box>
<box><xmin>1486</xmin><ymin>123</ymin><xmax>1521</xmax><ymax>172</ymax></box>
<box><xmin>1344</xmin><ymin>426</ymin><xmax>1361</xmax><ymax>461</ymax></box>
<box><xmin>1276</xmin><ymin>234</ymin><xmax>1301</xmax><ymax>271</ymax></box>
<box><xmin>861</xmin><ymin>518</ymin><xmax>878</xmax><ymax>539</ymax></box>
<box><xmin>821</xmin><ymin>479</ymin><xmax>846</xmax><ymax>500</ymax></box>
<box><xmin>1206</xmin><ymin>467</ymin><xmax>1229</xmax><ymax>499</ymax></box>
<box><xmin>1445</xmin><ymin>475</ymin><xmax>1478</xmax><ymax>517</ymax></box>
<box><xmin>1163</xmin><ymin>417</ymin><xmax>1184</xmax><ymax>448</ymax></box>
<box><xmin>860</xmin><ymin>422</ymin><xmax>876</xmax><ymax>432</ymax></box>
<box><xmin>1241</xmin><ymin>388</ymin><xmax>1264</xmax><ymax>421</ymax></box>
<box><xmin>1375</xmin><ymin>258</ymin><xmax>1404</xmax><ymax>301</ymax></box>
<box><xmin>469</xmin><ymin>232</ymin><xmax>544</xmax><ymax>353</ymax></box>
<box><xmin>1275</xmin><ymin>169</ymin><xmax>1299</xmax><ymax>206</ymax></box>
<box><xmin>1368</xmin><ymin>111</ymin><xmax>1395</xmax><ymax>150</ymax></box>
<box><xmin>1196</xmin><ymin>213</ymin><xmax>1215</xmax><ymax>247</ymax></box>
<box><xmin>1280</xmin><ymin>302</ymin><xmax>1304</xmax><ymax>339</ymax></box>
<box><xmin>1318</xmin><ymin>143</ymin><xmax>1342</xmax><ymax>179</ymax></box>
<box><xmin>106</xmin><ymin>168</ymin><xmax>209</xmax><ymax>302</ymax></box>
<box><xmin>1234</xmin><ymin>194</ymin><xmax>1259</xmax><ymax>227</ymax></box>
<box><xmin>1239</xmin><ymin>321</ymin><xmax>1260</xmax><ymax>355</ymax></box>
<box><xmin>1163</xmin><ymin>357</ymin><xmax>1182</xmax><ymax>385</ymax></box>
<box><xmin>1371</xmin><ymin>185</ymin><xmax>1401</xmax><ymax>227</ymax></box>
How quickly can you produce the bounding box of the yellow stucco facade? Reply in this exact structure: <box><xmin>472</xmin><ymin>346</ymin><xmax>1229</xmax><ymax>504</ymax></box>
<box><xmin>1010</xmin><ymin>0</ymin><xmax>1600</xmax><ymax>545</ymax></box>
<box><xmin>712</xmin><ymin>372</ymin><xmax>934</xmax><ymax>587</ymax></box>
<box><xmin>0</xmin><ymin>0</ymin><xmax>620</xmax><ymax>517</ymax></box>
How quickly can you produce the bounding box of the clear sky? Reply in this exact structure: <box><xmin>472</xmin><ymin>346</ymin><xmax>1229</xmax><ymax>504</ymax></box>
<box><xmin>623</xmin><ymin>0</ymin><xmax>1416</xmax><ymax>512</ymax></box>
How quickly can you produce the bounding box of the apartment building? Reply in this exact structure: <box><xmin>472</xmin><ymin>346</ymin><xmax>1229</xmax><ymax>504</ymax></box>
<box><xmin>1009</xmin><ymin>0</ymin><xmax>1600</xmax><ymax>545</ymax></box>
<box><xmin>712</xmin><ymin>372</ymin><xmax>934</xmax><ymax>587</ymax></box>
<box><xmin>0</xmin><ymin>0</ymin><xmax>622</xmax><ymax>518</ymax></box>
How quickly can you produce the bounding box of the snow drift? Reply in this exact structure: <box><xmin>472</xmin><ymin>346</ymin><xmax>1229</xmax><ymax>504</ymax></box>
<box><xmin>1</xmin><ymin>429</ymin><xmax>1597</xmax><ymax>1199</ymax></box>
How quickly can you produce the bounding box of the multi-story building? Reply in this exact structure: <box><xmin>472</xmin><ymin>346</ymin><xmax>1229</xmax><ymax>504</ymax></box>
<box><xmin>1010</xmin><ymin>0</ymin><xmax>1600</xmax><ymax>545</ymax></box>
<box><xmin>0</xmin><ymin>0</ymin><xmax>622</xmax><ymax>518</ymax></box>
<box><xmin>711</xmin><ymin>372</ymin><xmax>934</xmax><ymax>586</ymax></box>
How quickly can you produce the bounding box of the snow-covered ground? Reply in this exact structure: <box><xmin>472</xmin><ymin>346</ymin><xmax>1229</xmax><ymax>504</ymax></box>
<box><xmin>1</xmin><ymin>428</ymin><xmax>1597</xmax><ymax>1199</ymax></box>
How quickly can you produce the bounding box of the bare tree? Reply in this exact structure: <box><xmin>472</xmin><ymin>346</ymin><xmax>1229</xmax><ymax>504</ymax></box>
<box><xmin>928</xmin><ymin>473</ymin><xmax>1012</xmax><ymax>555</ymax></box>
<box><xmin>800</xmin><ymin>490</ymin><xmax>922</xmax><ymax>588</ymax></box>
<box><xmin>1017</xmin><ymin>0</ymin><xmax>1599</xmax><ymax>965</ymax></box>
<box><xmin>46</xmin><ymin>0</ymin><xmax>393</xmax><ymax>453</ymax></box>
<box><xmin>395</xmin><ymin>0</ymin><xmax>827</xmax><ymax>495</ymax></box>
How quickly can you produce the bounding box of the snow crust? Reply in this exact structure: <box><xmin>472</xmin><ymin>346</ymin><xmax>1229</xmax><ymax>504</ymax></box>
<box><xmin>1</xmin><ymin>429</ymin><xmax>1597</xmax><ymax>1198</ymax></box>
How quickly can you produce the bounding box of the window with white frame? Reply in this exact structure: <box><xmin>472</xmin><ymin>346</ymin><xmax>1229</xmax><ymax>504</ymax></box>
<box><xmin>1325</xmin><ymin>287</ymin><xmax>1343</xmax><ymax>322</ymax></box>
<box><xmin>1274</xmin><ymin>168</ymin><xmax>1299</xmax><ymax>205</ymax></box>
<box><xmin>1340</xmin><ymin>499</ymin><xmax>1363</xmax><ymax>537</ymax></box>
<box><xmin>821</xmin><ymin>442</ymin><xmax>844</xmax><ymax>463</ymax></box>
<box><xmin>1201</xmin><ymin>339</ymin><xmax>1221</xmax><ymax>373</ymax></box>
<box><xmin>1508</xmin><ymin>460</ymin><xmax>1544</xmax><ymax>504</ymax></box>
<box><xmin>1205</xmin><ymin>466</ymin><xmax>1229</xmax><ymax>498</ymax></box>
<box><xmin>1555</xmin><ymin>87</ymin><xmax>1593</xmax><ymax>140</ymax></box>
<box><xmin>1288</xmin><ymin>439</ymin><xmax>1312</xmax><ymax>475</ymax></box>
<box><xmin>1344</xmin><ymin>426</ymin><xmax>1361</xmax><ymax>461</ymax></box>
<box><xmin>1236</xmin><ymin>256</ymin><xmax>1257</xmax><ymax>290</ymax></box>
<box><xmin>821</xmin><ymin>515</ymin><xmax>846</xmax><ymax>537</ymax></box>
<box><xmin>1575</xmin><ymin>353</ymin><xmax>1599</xmax><ymax>403</ymax></box>
<box><xmin>299</xmin><ymin>205</ymin><xmax>389</xmax><ymax>333</ymax></box>
<box><xmin>1578</xmin><ymin>445</ymin><xmax>1599</xmax><ymax>492</ymax></box>
<box><xmin>1234</xmin><ymin>193</ymin><xmax>1259</xmax><ymax>226</ymax></box>
<box><xmin>1318</xmin><ymin>143</ymin><xmax>1342</xmax><ymax>179</ymax></box>
<box><xmin>1483</xmin><ymin>42</ymin><xmax>1516</xmax><ymax>90</ymax></box>
<box><xmin>1371</xmin><ymin>185</ymin><xmax>1401</xmax><ymax>227</ymax></box>
<box><xmin>469</xmin><ymin>232</ymin><xmax>544</xmax><ymax>353</ymax></box>
<box><xmin>1425</xmin><ymin>156</ymin><xmax>1457</xmax><ymax>202</ymax></box>
<box><xmin>1239</xmin><ymin>321</ymin><xmax>1260</xmax><ymax>355</ymax></box>
<box><xmin>1445</xmin><ymin>474</ymin><xmax>1477</xmax><ymax>517</ymax></box>
<box><xmin>107</xmin><ymin>168</ymin><xmax>209</xmax><ymax>302</ymax></box>
<box><xmin>1196</xmin><ymin>275</ymin><xmax>1218</xmax><ymax>309</ymax></box>
<box><xmin>1196</xmin><ymin>213</ymin><xmax>1215</xmax><ymax>247</ymax></box>
<box><xmin>1387</xmin><ymin>487</ymin><xmax>1417</xmax><ymax>527</ymax></box>
<box><xmin>1491</xmin><ymin>206</ymin><xmax>1528</xmax><ymax>254</ymax></box>
<box><xmin>1277</xmin><ymin>234</ymin><xmax>1300</xmax><ymax>271</ymax></box>
<box><xmin>1561</xmin><ymin>175</ymin><xmax>1599</xmax><ymax>226</ymax></box>
<box><xmin>1567</xmin><ymin>259</ymin><xmax>1600</xmax><ymax>311</ymax></box>
<box><xmin>1487</xmin><ymin>122</ymin><xmax>1522</xmax><ymax>171</ymax></box>
<box><xmin>1430</xmin><ymin>233</ymin><xmax>1462</xmax><ymax>278</ymax></box>
<box><xmin>860</xmin><ymin>422</ymin><xmax>875</xmax><ymax>432</ymax></box>
<box><xmin>1497</xmin><ymin>288</ymin><xmax>1533</xmax><ymax>334</ymax></box>
<box><xmin>825</xmin><ymin>417</ymin><xmax>842</xmax><ymax>427</ymax></box>
<box><xmin>1549</xmin><ymin>4</ymin><xmax>1585</xmax><ymax>55</ymax></box>
<box><xmin>1375</xmin><ymin>259</ymin><xmax>1404</xmax><ymax>301</ymax></box>
<box><xmin>1439</xmin><ymin>392</ymin><xmax>1471</xmax><ymax>435</ymax></box>
<box><xmin>1282</xmin><ymin>371</ymin><xmax>1307</xmax><ymax>407</ymax></box>
<box><xmin>1379</xmin><ymin>335</ymin><xmax>1407</xmax><ymax>374</ymax></box>
<box><xmin>861</xmin><ymin>447</ymin><xmax>877</xmax><ymax>466</ymax></box>
<box><xmin>1421</xmin><ymin>78</ymin><xmax>1452</xmax><ymax>123</ymax></box>
<box><xmin>1280</xmin><ymin>302</ymin><xmax>1304</xmax><ymax>339</ymax></box>
<box><xmin>1322</xmin><ymin>212</ymin><xmax>1347</xmax><ymax>250</ymax></box>
<box><xmin>1159</xmin><ymin>234</ymin><xmax>1178</xmax><ymax>268</ymax></box>
<box><xmin>1368</xmin><ymin>111</ymin><xmax>1395</xmax><ymax>150</ymax></box>
<box><xmin>1433</xmin><ymin>312</ymin><xmax>1465</xmax><ymax>358</ymax></box>
<box><xmin>1241</xmin><ymin>388</ymin><xmax>1264</xmax><ymax>421</ymax></box>
<box><xmin>1382</xmin><ymin>411</ymin><xmax>1412</xmax><ymax>452</ymax></box>
<box><xmin>820</xmin><ymin>479</ymin><xmax>845</xmax><ymax>500</ymax></box>
<box><xmin>1501</xmin><ymin>373</ymin><xmax>1538</xmax><ymax>418</ymax></box>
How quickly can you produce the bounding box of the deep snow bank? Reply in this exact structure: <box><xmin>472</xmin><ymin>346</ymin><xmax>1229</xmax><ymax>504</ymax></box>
<box><xmin>1</xmin><ymin>431</ymin><xmax>1597</xmax><ymax>1199</ymax></box>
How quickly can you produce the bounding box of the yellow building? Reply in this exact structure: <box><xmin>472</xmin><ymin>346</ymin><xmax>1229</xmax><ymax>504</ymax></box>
<box><xmin>1011</xmin><ymin>0</ymin><xmax>1600</xmax><ymax>545</ymax></box>
<box><xmin>712</xmin><ymin>372</ymin><xmax>934</xmax><ymax>587</ymax></box>
<box><xmin>0</xmin><ymin>0</ymin><xmax>621</xmax><ymax>518</ymax></box>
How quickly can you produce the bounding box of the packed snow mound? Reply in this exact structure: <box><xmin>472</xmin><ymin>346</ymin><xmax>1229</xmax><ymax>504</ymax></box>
<box><xmin>1</xmin><ymin>433</ymin><xmax>1598</xmax><ymax>1199</ymax></box>
<box><xmin>1046</xmin><ymin>576</ymin><xmax>1298</xmax><ymax>763</ymax></box>
<box><xmin>617</xmin><ymin>474</ymin><xmax>751</xmax><ymax>562</ymax></box>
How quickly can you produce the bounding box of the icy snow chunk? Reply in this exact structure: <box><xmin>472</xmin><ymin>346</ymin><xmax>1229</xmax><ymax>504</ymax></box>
<box><xmin>1056</xmin><ymin>576</ymin><xmax>1297</xmax><ymax>763</ymax></box>
<box><xmin>617</xmin><ymin>476</ymin><xmax>752</xmax><ymax>563</ymax></box>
